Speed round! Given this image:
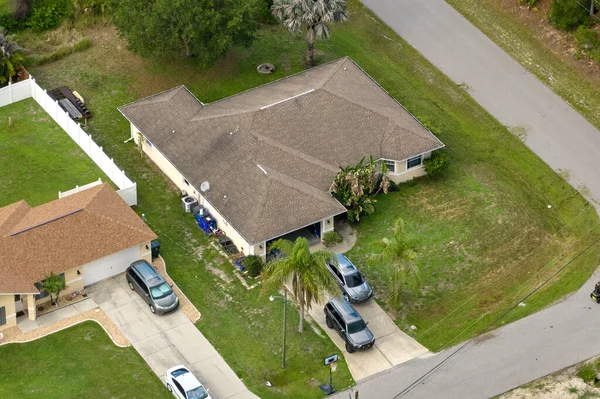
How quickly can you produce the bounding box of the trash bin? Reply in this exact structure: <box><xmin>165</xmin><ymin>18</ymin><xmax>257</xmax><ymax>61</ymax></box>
<box><xmin>151</xmin><ymin>240</ymin><xmax>160</xmax><ymax>260</ymax></box>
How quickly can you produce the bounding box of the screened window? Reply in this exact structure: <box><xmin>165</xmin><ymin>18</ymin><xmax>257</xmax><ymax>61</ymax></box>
<box><xmin>383</xmin><ymin>160</ymin><xmax>396</xmax><ymax>173</ymax></box>
<box><xmin>0</xmin><ymin>306</ymin><xmax>6</xmax><ymax>326</ymax></box>
<box><xmin>407</xmin><ymin>155</ymin><xmax>423</xmax><ymax>169</ymax></box>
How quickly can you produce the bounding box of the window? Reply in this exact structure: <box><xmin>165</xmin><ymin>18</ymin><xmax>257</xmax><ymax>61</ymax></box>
<box><xmin>407</xmin><ymin>155</ymin><xmax>423</xmax><ymax>169</ymax></box>
<box><xmin>34</xmin><ymin>273</ymin><xmax>65</xmax><ymax>300</ymax></box>
<box><xmin>184</xmin><ymin>178</ymin><xmax>190</xmax><ymax>186</ymax></box>
<box><xmin>0</xmin><ymin>306</ymin><xmax>5</xmax><ymax>325</ymax></box>
<box><xmin>14</xmin><ymin>295</ymin><xmax>20</xmax><ymax>301</ymax></box>
<box><xmin>173</xmin><ymin>380</ymin><xmax>186</xmax><ymax>398</ymax></box>
<box><xmin>383</xmin><ymin>160</ymin><xmax>396</xmax><ymax>173</ymax></box>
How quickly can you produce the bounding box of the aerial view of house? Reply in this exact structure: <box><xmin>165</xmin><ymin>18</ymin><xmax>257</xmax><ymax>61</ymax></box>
<box><xmin>2</xmin><ymin>0</ymin><xmax>600</xmax><ymax>398</ymax></box>
<box><xmin>0</xmin><ymin>183</ymin><xmax>155</xmax><ymax>329</ymax></box>
<box><xmin>119</xmin><ymin>57</ymin><xmax>444</xmax><ymax>258</ymax></box>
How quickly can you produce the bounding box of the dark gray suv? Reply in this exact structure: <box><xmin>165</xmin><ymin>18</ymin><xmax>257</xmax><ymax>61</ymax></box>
<box><xmin>126</xmin><ymin>260</ymin><xmax>179</xmax><ymax>315</ymax></box>
<box><xmin>324</xmin><ymin>297</ymin><xmax>375</xmax><ymax>353</ymax></box>
<box><xmin>326</xmin><ymin>254</ymin><xmax>373</xmax><ymax>303</ymax></box>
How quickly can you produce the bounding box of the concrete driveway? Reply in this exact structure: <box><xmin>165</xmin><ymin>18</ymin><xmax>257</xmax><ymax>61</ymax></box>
<box><xmin>308</xmin><ymin>296</ymin><xmax>429</xmax><ymax>381</ymax></box>
<box><xmin>87</xmin><ymin>274</ymin><xmax>258</xmax><ymax>399</ymax></box>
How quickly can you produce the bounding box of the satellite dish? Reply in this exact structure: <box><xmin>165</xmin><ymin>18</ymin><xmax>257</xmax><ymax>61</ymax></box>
<box><xmin>200</xmin><ymin>181</ymin><xmax>210</xmax><ymax>192</ymax></box>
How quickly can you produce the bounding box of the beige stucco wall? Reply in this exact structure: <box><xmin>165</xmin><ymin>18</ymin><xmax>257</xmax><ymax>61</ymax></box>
<box><xmin>0</xmin><ymin>294</ymin><xmax>17</xmax><ymax>330</ymax></box>
<box><xmin>321</xmin><ymin>216</ymin><xmax>335</xmax><ymax>239</ymax></box>
<box><xmin>35</xmin><ymin>266</ymin><xmax>84</xmax><ymax>306</ymax></box>
<box><xmin>140</xmin><ymin>240</ymin><xmax>152</xmax><ymax>262</ymax></box>
<box><xmin>388</xmin><ymin>152</ymin><xmax>432</xmax><ymax>184</ymax></box>
<box><xmin>132</xmin><ymin>124</ymin><xmax>254</xmax><ymax>256</ymax></box>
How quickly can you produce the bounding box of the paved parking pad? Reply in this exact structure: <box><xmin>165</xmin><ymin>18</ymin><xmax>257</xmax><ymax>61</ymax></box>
<box><xmin>308</xmin><ymin>296</ymin><xmax>429</xmax><ymax>381</ymax></box>
<box><xmin>88</xmin><ymin>274</ymin><xmax>258</xmax><ymax>399</ymax></box>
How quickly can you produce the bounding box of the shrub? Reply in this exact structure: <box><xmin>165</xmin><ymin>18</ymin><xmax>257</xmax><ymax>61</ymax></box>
<box><xmin>424</xmin><ymin>151</ymin><xmax>449</xmax><ymax>178</ymax></box>
<box><xmin>388</xmin><ymin>179</ymin><xmax>399</xmax><ymax>192</ymax></box>
<box><xmin>574</xmin><ymin>26</ymin><xmax>600</xmax><ymax>63</ymax></box>
<box><xmin>322</xmin><ymin>231</ymin><xmax>343</xmax><ymax>247</ymax></box>
<box><xmin>243</xmin><ymin>255</ymin><xmax>264</xmax><ymax>278</ymax></box>
<box><xmin>27</xmin><ymin>38</ymin><xmax>91</xmax><ymax>66</ymax></box>
<box><xmin>550</xmin><ymin>0</ymin><xmax>590</xmax><ymax>31</ymax></box>
<box><xmin>519</xmin><ymin>0</ymin><xmax>538</xmax><ymax>6</ymax></box>
<box><xmin>26</xmin><ymin>0</ymin><xmax>72</xmax><ymax>31</ymax></box>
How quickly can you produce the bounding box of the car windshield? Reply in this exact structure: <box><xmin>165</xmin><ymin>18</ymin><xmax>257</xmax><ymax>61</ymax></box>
<box><xmin>150</xmin><ymin>282</ymin><xmax>172</xmax><ymax>299</ymax></box>
<box><xmin>345</xmin><ymin>272</ymin><xmax>364</xmax><ymax>288</ymax></box>
<box><xmin>187</xmin><ymin>386</ymin><xmax>209</xmax><ymax>399</ymax></box>
<box><xmin>347</xmin><ymin>320</ymin><xmax>367</xmax><ymax>334</ymax></box>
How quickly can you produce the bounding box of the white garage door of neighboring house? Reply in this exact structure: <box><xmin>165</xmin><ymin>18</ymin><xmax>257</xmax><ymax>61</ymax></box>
<box><xmin>82</xmin><ymin>246</ymin><xmax>141</xmax><ymax>286</ymax></box>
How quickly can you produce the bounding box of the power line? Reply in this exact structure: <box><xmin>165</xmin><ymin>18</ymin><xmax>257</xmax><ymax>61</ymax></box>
<box><xmin>393</xmin><ymin>233</ymin><xmax>600</xmax><ymax>399</ymax></box>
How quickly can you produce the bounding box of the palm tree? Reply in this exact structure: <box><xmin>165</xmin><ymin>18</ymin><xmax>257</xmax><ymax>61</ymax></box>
<box><xmin>43</xmin><ymin>272</ymin><xmax>66</xmax><ymax>306</ymax></box>
<box><xmin>379</xmin><ymin>219</ymin><xmax>421</xmax><ymax>306</ymax></box>
<box><xmin>262</xmin><ymin>237</ymin><xmax>337</xmax><ymax>332</ymax></box>
<box><xmin>0</xmin><ymin>28</ymin><xmax>24</xmax><ymax>86</ymax></box>
<box><xmin>271</xmin><ymin>0</ymin><xmax>349</xmax><ymax>66</ymax></box>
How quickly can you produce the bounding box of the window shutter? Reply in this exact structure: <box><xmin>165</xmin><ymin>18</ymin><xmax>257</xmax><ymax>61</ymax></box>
<box><xmin>0</xmin><ymin>306</ymin><xmax>6</xmax><ymax>326</ymax></box>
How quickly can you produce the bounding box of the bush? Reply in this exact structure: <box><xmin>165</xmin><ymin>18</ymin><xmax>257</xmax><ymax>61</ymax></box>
<box><xmin>550</xmin><ymin>0</ymin><xmax>590</xmax><ymax>31</ymax></box>
<box><xmin>388</xmin><ymin>179</ymin><xmax>399</xmax><ymax>192</ymax></box>
<box><xmin>26</xmin><ymin>0</ymin><xmax>72</xmax><ymax>31</ymax></box>
<box><xmin>322</xmin><ymin>231</ymin><xmax>343</xmax><ymax>247</ymax></box>
<box><xmin>574</xmin><ymin>26</ymin><xmax>600</xmax><ymax>63</ymax></box>
<box><xmin>424</xmin><ymin>151</ymin><xmax>449</xmax><ymax>178</ymax></box>
<box><xmin>243</xmin><ymin>255</ymin><xmax>264</xmax><ymax>278</ymax></box>
<box><xmin>519</xmin><ymin>0</ymin><xmax>538</xmax><ymax>6</ymax></box>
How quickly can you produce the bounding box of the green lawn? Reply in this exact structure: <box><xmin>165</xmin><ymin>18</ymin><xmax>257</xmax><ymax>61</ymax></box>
<box><xmin>0</xmin><ymin>98</ymin><xmax>110</xmax><ymax>207</ymax></box>
<box><xmin>20</xmin><ymin>0</ymin><xmax>600</xmax><ymax>395</ymax></box>
<box><xmin>446</xmin><ymin>0</ymin><xmax>600</xmax><ymax>132</ymax></box>
<box><xmin>0</xmin><ymin>321</ymin><xmax>169</xmax><ymax>399</ymax></box>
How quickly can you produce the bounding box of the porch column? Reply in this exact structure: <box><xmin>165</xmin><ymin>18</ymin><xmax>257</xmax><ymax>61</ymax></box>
<box><xmin>250</xmin><ymin>241</ymin><xmax>267</xmax><ymax>263</ymax></box>
<box><xmin>320</xmin><ymin>217</ymin><xmax>335</xmax><ymax>240</ymax></box>
<box><xmin>26</xmin><ymin>294</ymin><xmax>36</xmax><ymax>320</ymax></box>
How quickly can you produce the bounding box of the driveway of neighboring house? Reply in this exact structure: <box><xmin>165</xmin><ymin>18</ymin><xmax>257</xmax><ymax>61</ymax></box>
<box><xmin>87</xmin><ymin>274</ymin><xmax>259</xmax><ymax>399</ymax></box>
<box><xmin>308</xmin><ymin>297</ymin><xmax>429</xmax><ymax>381</ymax></box>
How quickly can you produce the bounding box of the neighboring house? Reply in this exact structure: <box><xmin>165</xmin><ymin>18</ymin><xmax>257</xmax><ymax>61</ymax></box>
<box><xmin>118</xmin><ymin>57</ymin><xmax>444</xmax><ymax>260</ymax></box>
<box><xmin>0</xmin><ymin>183</ymin><xmax>156</xmax><ymax>330</ymax></box>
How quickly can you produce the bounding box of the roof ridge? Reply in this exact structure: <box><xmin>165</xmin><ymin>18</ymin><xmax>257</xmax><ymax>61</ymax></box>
<box><xmin>250</xmin><ymin>130</ymin><xmax>338</xmax><ymax>173</ymax></box>
<box><xmin>200</xmin><ymin>57</ymin><xmax>347</xmax><ymax>109</ymax></box>
<box><xmin>117</xmin><ymin>86</ymin><xmax>186</xmax><ymax>111</ymax></box>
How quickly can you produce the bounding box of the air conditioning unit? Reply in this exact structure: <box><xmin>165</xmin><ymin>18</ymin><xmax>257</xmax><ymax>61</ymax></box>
<box><xmin>181</xmin><ymin>196</ymin><xmax>199</xmax><ymax>213</ymax></box>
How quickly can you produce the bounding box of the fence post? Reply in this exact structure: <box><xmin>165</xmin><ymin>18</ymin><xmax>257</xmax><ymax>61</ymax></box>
<box><xmin>8</xmin><ymin>81</ymin><xmax>12</xmax><ymax>104</ymax></box>
<box><xmin>31</xmin><ymin>78</ymin><xmax>35</xmax><ymax>99</ymax></box>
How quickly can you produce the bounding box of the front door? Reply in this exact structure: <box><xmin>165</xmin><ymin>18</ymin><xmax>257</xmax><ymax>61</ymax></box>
<box><xmin>14</xmin><ymin>295</ymin><xmax>23</xmax><ymax>313</ymax></box>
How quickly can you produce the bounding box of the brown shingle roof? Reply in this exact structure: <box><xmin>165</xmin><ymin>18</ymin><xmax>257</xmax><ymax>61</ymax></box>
<box><xmin>119</xmin><ymin>57</ymin><xmax>444</xmax><ymax>245</ymax></box>
<box><xmin>0</xmin><ymin>184</ymin><xmax>156</xmax><ymax>293</ymax></box>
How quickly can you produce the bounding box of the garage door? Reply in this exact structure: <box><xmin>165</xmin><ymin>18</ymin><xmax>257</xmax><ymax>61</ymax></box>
<box><xmin>82</xmin><ymin>246</ymin><xmax>141</xmax><ymax>286</ymax></box>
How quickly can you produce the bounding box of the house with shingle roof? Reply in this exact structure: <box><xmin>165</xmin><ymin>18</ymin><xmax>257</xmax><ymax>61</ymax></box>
<box><xmin>0</xmin><ymin>183</ymin><xmax>156</xmax><ymax>330</ymax></box>
<box><xmin>118</xmin><ymin>57</ymin><xmax>443</xmax><ymax>260</ymax></box>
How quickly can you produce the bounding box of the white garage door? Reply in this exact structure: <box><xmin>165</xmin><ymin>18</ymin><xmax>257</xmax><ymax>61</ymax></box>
<box><xmin>82</xmin><ymin>246</ymin><xmax>141</xmax><ymax>286</ymax></box>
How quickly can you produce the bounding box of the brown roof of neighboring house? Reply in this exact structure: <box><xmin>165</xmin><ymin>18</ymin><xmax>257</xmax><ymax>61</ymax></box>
<box><xmin>119</xmin><ymin>57</ymin><xmax>444</xmax><ymax>245</ymax></box>
<box><xmin>0</xmin><ymin>183</ymin><xmax>156</xmax><ymax>293</ymax></box>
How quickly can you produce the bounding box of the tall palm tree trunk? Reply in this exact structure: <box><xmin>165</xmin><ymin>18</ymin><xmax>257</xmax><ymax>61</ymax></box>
<box><xmin>306</xmin><ymin>27</ymin><xmax>315</xmax><ymax>67</ymax></box>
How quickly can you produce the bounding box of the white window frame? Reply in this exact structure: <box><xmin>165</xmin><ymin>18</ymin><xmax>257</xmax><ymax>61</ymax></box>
<box><xmin>382</xmin><ymin>160</ymin><xmax>396</xmax><ymax>174</ymax></box>
<box><xmin>407</xmin><ymin>155</ymin><xmax>423</xmax><ymax>169</ymax></box>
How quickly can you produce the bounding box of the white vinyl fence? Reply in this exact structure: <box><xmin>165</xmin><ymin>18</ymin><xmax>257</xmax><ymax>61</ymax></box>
<box><xmin>0</xmin><ymin>78</ymin><xmax>137</xmax><ymax>206</ymax></box>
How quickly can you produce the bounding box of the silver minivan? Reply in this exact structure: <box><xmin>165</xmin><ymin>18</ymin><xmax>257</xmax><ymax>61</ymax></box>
<box><xmin>126</xmin><ymin>260</ymin><xmax>179</xmax><ymax>315</ymax></box>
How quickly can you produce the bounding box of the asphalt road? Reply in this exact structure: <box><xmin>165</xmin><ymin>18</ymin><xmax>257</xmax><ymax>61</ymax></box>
<box><xmin>330</xmin><ymin>0</ymin><xmax>600</xmax><ymax>398</ymax></box>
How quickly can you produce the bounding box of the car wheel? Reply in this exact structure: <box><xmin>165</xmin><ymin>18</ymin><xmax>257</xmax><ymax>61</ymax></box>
<box><xmin>346</xmin><ymin>341</ymin><xmax>356</xmax><ymax>353</ymax></box>
<box><xmin>149</xmin><ymin>304</ymin><xmax>156</xmax><ymax>314</ymax></box>
<box><xmin>325</xmin><ymin>315</ymin><xmax>334</xmax><ymax>329</ymax></box>
<box><xmin>166</xmin><ymin>383</ymin><xmax>172</xmax><ymax>392</ymax></box>
<box><xmin>128</xmin><ymin>281</ymin><xmax>134</xmax><ymax>291</ymax></box>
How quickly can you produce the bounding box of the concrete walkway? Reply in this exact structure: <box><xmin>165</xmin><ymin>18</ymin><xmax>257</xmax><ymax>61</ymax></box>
<box><xmin>87</xmin><ymin>274</ymin><xmax>258</xmax><ymax>399</ymax></box>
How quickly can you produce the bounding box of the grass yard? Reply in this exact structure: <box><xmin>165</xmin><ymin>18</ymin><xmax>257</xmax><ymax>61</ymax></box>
<box><xmin>0</xmin><ymin>98</ymin><xmax>110</xmax><ymax>207</ymax></box>
<box><xmin>18</xmin><ymin>0</ymin><xmax>600</xmax><ymax>395</ymax></box>
<box><xmin>0</xmin><ymin>321</ymin><xmax>169</xmax><ymax>399</ymax></box>
<box><xmin>446</xmin><ymin>0</ymin><xmax>600</xmax><ymax>132</ymax></box>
